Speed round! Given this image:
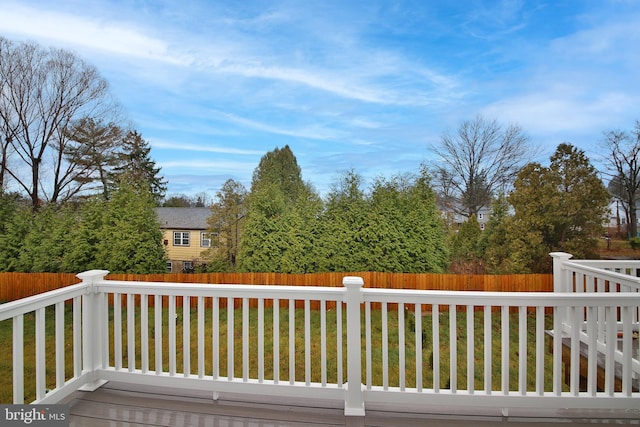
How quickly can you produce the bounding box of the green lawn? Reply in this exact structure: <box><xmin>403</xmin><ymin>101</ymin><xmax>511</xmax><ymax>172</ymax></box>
<box><xmin>1</xmin><ymin>302</ymin><xmax>559</xmax><ymax>403</ymax></box>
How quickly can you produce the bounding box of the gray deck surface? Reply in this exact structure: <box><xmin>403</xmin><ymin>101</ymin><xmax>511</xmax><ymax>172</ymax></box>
<box><xmin>61</xmin><ymin>381</ymin><xmax>640</xmax><ymax>426</ymax></box>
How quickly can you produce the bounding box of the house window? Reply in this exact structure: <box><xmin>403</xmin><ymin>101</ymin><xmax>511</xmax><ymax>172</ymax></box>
<box><xmin>201</xmin><ymin>232</ymin><xmax>212</xmax><ymax>248</ymax></box>
<box><xmin>183</xmin><ymin>261</ymin><xmax>193</xmax><ymax>272</ymax></box>
<box><xmin>166</xmin><ymin>261</ymin><xmax>173</xmax><ymax>272</ymax></box>
<box><xmin>173</xmin><ymin>231</ymin><xmax>190</xmax><ymax>246</ymax></box>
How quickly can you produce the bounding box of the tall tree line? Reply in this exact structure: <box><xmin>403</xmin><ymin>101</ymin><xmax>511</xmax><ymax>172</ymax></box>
<box><xmin>204</xmin><ymin>140</ymin><xmax>613</xmax><ymax>275</ymax></box>
<box><xmin>204</xmin><ymin>146</ymin><xmax>450</xmax><ymax>273</ymax></box>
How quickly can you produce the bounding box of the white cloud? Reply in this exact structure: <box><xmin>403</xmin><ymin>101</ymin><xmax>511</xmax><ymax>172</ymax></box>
<box><xmin>151</xmin><ymin>139</ymin><xmax>263</xmax><ymax>155</ymax></box>
<box><xmin>159</xmin><ymin>159</ymin><xmax>256</xmax><ymax>171</ymax></box>
<box><xmin>0</xmin><ymin>2</ymin><xmax>460</xmax><ymax>108</ymax></box>
<box><xmin>0</xmin><ymin>3</ymin><xmax>187</xmax><ymax>64</ymax></box>
<box><xmin>210</xmin><ymin>110</ymin><xmax>347</xmax><ymax>141</ymax></box>
<box><xmin>218</xmin><ymin>62</ymin><xmax>398</xmax><ymax>105</ymax></box>
<box><xmin>482</xmin><ymin>90</ymin><xmax>634</xmax><ymax>136</ymax></box>
<box><xmin>480</xmin><ymin>9</ymin><xmax>640</xmax><ymax>146</ymax></box>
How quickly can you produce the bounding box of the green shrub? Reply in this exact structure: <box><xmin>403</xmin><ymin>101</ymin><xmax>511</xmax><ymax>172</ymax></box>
<box><xmin>629</xmin><ymin>237</ymin><xmax>640</xmax><ymax>250</ymax></box>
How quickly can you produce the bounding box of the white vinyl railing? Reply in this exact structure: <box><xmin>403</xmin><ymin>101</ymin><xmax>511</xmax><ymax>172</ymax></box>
<box><xmin>550</xmin><ymin>252</ymin><xmax>640</xmax><ymax>397</ymax></box>
<box><xmin>1</xmin><ymin>255</ymin><xmax>639</xmax><ymax>416</ymax></box>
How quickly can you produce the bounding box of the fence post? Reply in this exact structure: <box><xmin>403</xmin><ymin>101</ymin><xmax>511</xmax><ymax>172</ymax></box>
<box><xmin>77</xmin><ymin>269</ymin><xmax>110</xmax><ymax>391</ymax></box>
<box><xmin>343</xmin><ymin>276</ymin><xmax>365</xmax><ymax>416</ymax></box>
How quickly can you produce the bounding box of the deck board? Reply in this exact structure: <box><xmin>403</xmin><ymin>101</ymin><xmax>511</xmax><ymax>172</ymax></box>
<box><xmin>60</xmin><ymin>382</ymin><xmax>640</xmax><ymax>426</ymax></box>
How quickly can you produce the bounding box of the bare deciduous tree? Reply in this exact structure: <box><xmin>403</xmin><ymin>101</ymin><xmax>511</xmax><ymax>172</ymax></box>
<box><xmin>431</xmin><ymin>115</ymin><xmax>531</xmax><ymax>217</ymax></box>
<box><xmin>0</xmin><ymin>37</ymin><xmax>116</xmax><ymax>209</ymax></box>
<box><xmin>603</xmin><ymin>121</ymin><xmax>640</xmax><ymax>238</ymax></box>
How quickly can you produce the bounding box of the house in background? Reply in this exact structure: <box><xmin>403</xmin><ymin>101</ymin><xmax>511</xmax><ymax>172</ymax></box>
<box><xmin>155</xmin><ymin>207</ymin><xmax>213</xmax><ymax>272</ymax></box>
<box><xmin>439</xmin><ymin>202</ymin><xmax>492</xmax><ymax>231</ymax></box>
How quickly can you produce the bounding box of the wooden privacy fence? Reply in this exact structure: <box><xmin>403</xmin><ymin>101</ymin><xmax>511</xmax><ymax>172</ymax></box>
<box><xmin>0</xmin><ymin>271</ymin><xmax>552</xmax><ymax>305</ymax></box>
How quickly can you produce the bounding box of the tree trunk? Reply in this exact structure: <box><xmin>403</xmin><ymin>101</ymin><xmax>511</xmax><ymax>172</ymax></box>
<box><xmin>31</xmin><ymin>159</ymin><xmax>40</xmax><ymax>210</ymax></box>
<box><xmin>630</xmin><ymin>200</ymin><xmax>638</xmax><ymax>238</ymax></box>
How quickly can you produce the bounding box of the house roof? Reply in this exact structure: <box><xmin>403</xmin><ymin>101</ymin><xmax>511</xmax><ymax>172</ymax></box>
<box><xmin>155</xmin><ymin>207</ymin><xmax>211</xmax><ymax>230</ymax></box>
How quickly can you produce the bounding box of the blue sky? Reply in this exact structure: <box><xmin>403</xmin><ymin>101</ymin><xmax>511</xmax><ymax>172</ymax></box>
<box><xmin>1</xmin><ymin>0</ymin><xmax>639</xmax><ymax>199</ymax></box>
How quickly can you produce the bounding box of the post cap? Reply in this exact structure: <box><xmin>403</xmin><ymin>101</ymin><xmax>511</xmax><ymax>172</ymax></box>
<box><xmin>342</xmin><ymin>276</ymin><xmax>364</xmax><ymax>288</ymax></box>
<box><xmin>76</xmin><ymin>270</ymin><xmax>110</xmax><ymax>282</ymax></box>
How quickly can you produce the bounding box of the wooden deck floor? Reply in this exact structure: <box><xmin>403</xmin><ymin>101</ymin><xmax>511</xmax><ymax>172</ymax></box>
<box><xmin>60</xmin><ymin>381</ymin><xmax>640</xmax><ymax>426</ymax></box>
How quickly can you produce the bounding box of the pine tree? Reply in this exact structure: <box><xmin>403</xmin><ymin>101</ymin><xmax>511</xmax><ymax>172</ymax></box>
<box><xmin>64</xmin><ymin>118</ymin><xmax>123</xmax><ymax>200</ymax></box>
<box><xmin>111</xmin><ymin>131</ymin><xmax>167</xmax><ymax>203</ymax></box>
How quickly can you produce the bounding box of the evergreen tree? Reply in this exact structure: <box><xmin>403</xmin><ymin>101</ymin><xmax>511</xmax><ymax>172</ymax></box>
<box><xmin>316</xmin><ymin>168</ymin><xmax>448</xmax><ymax>273</ymax></box>
<box><xmin>111</xmin><ymin>131</ymin><xmax>167</xmax><ymax>203</ymax></box>
<box><xmin>316</xmin><ymin>170</ymin><xmax>369</xmax><ymax>271</ymax></box>
<box><xmin>0</xmin><ymin>190</ymin><xmax>21</xmax><ymax>238</ymax></box>
<box><xmin>507</xmin><ymin>143</ymin><xmax>610</xmax><ymax>272</ymax></box>
<box><xmin>449</xmin><ymin>215</ymin><xmax>483</xmax><ymax>273</ymax></box>
<box><xmin>62</xmin><ymin>196</ymin><xmax>107</xmax><ymax>272</ymax></box>
<box><xmin>0</xmin><ymin>193</ymin><xmax>30</xmax><ymax>271</ymax></box>
<box><xmin>19</xmin><ymin>204</ymin><xmax>76</xmax><ymax>272</ymax></box>
<box><xmin>239</xmin><ymin>146</ymin><xmax>320</xmax><ymax>272</ymax></box>
<box><xmin>250</xmin><ymin>145</ymin><xmax>306</xmax><ymax>204</ymax></box>
<box><xmin>401</xmin><ymin>168</ymin><xmax>449</xmax><ymax>273</ymax></box>
<box><xmin>279</xmin><ymin>187</ymin><xmax>323</xmax><ymax>273</ymax></box>
<box><xmin>478</xmin><ymin>194</ymin><xmax>512</xmax><ymax>274</ymax></box>
<box><xmin>64</xmin><ymin>118</ymin><xmax>123</xmax><ymax>200</ymax></box>
<box><xmin>95</xmin><ymin>176</ymin><xmax>167</xmax><ymax>273</ymax></box>
<box><xmin>366</xmin><ymin>172</ymin><xmax>448</xmax><ymax>272</ymax></box>
<box><xmin>238</xmin><ymin>183</ymin><xmax>287</xmax><ymax>271</ymax></box>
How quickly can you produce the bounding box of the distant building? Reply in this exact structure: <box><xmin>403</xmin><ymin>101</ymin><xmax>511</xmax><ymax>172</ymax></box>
<box><xmin>439</xmin><ymin>202</ymin><xmax>491</xmax><ymax>230</ymax></box>
<box><xmin>606</xmin><ymin>199</ymin><xmax>640</xmax><ymax>237</ymax></box>
<box><xmin>155</xmin><ymin>207</ymin><xmax>213</xmax><ymax>272</ymax></box>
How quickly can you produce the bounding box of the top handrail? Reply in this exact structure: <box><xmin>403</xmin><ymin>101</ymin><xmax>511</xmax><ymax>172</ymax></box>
<box><xmin>0</xmin><ymin>282</ymin><xmax>87</xmax><ymax>321</ymax></box>
<box><xmin>360</xmin><ymin>288</ymin><xmax>640</xmax><ymax>307</ymax></box>
<box><xmin>93</xmin><ymin>280</ymin><xmax>347</xmax><ymax>301</ymax></box>
<box><xmin>562</xmin><ymin>259</ymin><xmax>640</xmax><ymax>290</ymax></box>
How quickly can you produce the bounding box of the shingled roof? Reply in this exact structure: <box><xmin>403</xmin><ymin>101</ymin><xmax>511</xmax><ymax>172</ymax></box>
<box><xmin>155</xmin><ymin>207</ymin><xmax>211</xmax><ymax>230</ymax></box>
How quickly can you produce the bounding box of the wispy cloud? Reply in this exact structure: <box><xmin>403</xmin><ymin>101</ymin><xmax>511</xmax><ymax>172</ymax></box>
<box><xmin>209</xmin><ymin>110</ymin><xmax>347</xmax><ymax>141</ymax></box>
<box><xmin>0</xmin><ymin>2</ymin><xmax>188</xmax><ymax>64</ymax></box>
<box><xmin>461</xmin><ymin>0</ymin><xmax>532</xmax><ymax>40</ymax></box>
<box><xmin>483</xmin><ymin>90</ymin><xmax>634</xmax><ymax>135</ymax></box>
<box><xmin>0</xmin><ymin>2</ymin><xmax>461</xmax><ymax>107</ymax></box>
<box><xmin>151</xmin><ymin>139</ymin><xmax>263</xmax><ymax>155</ymax></box>
<box><xmin>159</xmin><ymin>159</ymin><xmax>257</xmax><ymax>171</ymax></box>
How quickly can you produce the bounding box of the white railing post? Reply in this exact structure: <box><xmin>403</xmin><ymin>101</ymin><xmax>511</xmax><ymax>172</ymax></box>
<box><xmin>343</xmin><ymin>276</ymin><xmax>365</xmax><ymax>417</ymax></box>
<box><xmin>550</xmin><ymin>252</ymin><xmax>573</xmax><ymax>330</ymax></box>
<box><xmin>77</xmin><ymin>269</ymin><xmax>110</xmax><ymax>391</ymax></box>
<box><xmin>550</xmin><ymin>252</ymin><xmax>573</xmax><ymax>293</ymax></box>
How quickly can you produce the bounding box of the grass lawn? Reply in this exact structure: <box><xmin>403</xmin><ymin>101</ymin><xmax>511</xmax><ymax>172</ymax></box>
<box><xmin>597</xmin><ymin>236</ymin><xmax>640</xmax><ymax>258</ymax></box>
<box><xmin>1</xmin><ymin>302</ymin><xmax>560</xmax><ymax>403</ymax></box>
